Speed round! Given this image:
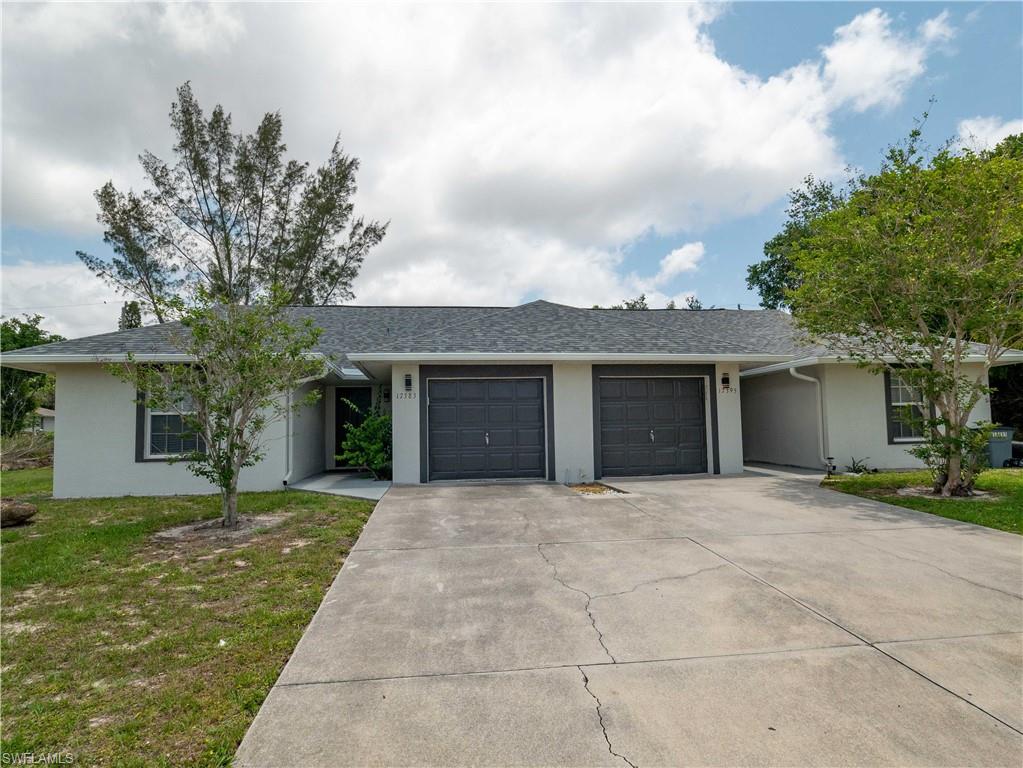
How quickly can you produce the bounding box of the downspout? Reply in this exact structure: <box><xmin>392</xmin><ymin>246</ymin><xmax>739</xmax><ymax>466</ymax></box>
<box><xmin>282</xmin><ymin>388</ymin><xmax>293</xmax><ymax>487</ymax></box>
<box><xmin>789</xmin><ymin>367</ymin><xmax>828</xmax><ymax>468</ymax></box>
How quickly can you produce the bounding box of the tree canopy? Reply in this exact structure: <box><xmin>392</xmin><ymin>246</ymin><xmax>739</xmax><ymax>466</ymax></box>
<box><xmin>79</xmin><ymin>82</ymin><xmax>387</xmax><ymax>318</ymax></box>
<box><xmin>1</xmin><ymin>315</ymin><xmax>65</xmax><ymax>436</ymax></box>
<box><xmin>746</xmin><ymin>175</ymin><xmax>845</xmax><ymax>309</ymax></box>
<box><xmin>788</xmin><ymin>130</ymin><xmax>1023</xmax><ymax>494</ymax></box>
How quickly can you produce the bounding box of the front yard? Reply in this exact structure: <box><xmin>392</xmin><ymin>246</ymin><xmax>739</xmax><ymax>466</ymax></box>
<box><xmin>0</xmin><ymin>468</ymin><xmax>374</xmax><ymax>766</ymax></box>
<box><xmin>823</xmin><ymin>468</ymin><xmax>1023</xmax><ymax>534</ymax></box>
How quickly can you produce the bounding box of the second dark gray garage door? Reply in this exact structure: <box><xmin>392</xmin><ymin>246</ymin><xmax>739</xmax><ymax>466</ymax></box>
<box><xmin>599</xmin><ymin>377</ymin><xmax>707</xmax><ymax>476</ymax></box>
<box><xmin>427</xmin><ymin>378</ymin><xmax>546</xmax><ymax>481</ymax></box>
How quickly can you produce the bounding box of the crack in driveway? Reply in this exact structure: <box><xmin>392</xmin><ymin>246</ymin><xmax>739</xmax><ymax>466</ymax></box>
<box><xmin>537</xmin><ymin>544</ymin><xmax>617</xmax><ymax>662</ymax></box>
<box><xmin>578</xmin><ymin>666</ymin><xmax>638</xmax><ymax>768</ymax></box>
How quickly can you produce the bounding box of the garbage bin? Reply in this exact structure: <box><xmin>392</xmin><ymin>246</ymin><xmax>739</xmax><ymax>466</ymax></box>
<box><xmin>987</xmin><ymin>428</ymin><xmax>1014</xmax><ymax>468</ymax></box>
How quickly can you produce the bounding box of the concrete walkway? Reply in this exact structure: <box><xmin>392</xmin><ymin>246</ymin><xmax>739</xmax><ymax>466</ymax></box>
<box><xmin>289</xmin><ymin>471</ymin><xmax>391</xmax><ymax>501</ymax></box>
<box><xmin>237</xmin><ymin>471</ymin><xmax>1022</xmax><ymax>766</ymax></box>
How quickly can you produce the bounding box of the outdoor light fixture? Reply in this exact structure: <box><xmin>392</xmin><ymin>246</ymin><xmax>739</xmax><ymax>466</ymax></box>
<box><xmin>721</xmin><ymin>372</ymin><xmax>731</xmax><ymax>389</ymax></box>
<box><xmin>404</xmin><ymin>374</ymin><xmax>413</xmax><ymax>391</ymax></box>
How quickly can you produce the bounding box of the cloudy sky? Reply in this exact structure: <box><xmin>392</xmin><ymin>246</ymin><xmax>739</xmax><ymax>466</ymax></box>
<box><xmin>2</xmin><ymin>2</ymin><xmax>1021</xmax><ymax>338</ymax></box>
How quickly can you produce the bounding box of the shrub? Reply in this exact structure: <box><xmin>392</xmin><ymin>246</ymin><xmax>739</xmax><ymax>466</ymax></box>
<box><xmin>908</xmin><ymin>419</ymin><xmax>993</xmax><ymax>495</ymax></box>
<box><xmin>337</xmin><ymin>401</ymin><xmax>392</xmax><ymax>480</ymax></box>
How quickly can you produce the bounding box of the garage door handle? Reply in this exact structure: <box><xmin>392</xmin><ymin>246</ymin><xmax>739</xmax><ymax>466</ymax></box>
<box><xmin>649</xmin><ymin>429</ymin><xmax>655</xmax><ymax>443</ymax></box>
<box><xmin>485</xmin><ymin>431</ymin><xmax>490</xmax><ymax>446</ymax></box>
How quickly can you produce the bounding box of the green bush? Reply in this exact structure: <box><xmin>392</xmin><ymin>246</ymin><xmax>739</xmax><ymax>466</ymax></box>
<box><xmin>336</xmin><ymin>401</ymin><xmax>392</xmax><ymax>480</ymax></box>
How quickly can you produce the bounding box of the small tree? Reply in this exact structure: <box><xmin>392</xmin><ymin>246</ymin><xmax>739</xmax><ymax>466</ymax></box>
<box><xmin>789</xmin><ymin>131</ymin><xmax>1023</xmax><ymax>496</ymax></box>
<box><xmin>1</xmin><ymin>316</ymin><xmax>64</xmax><ymax>436</ymax></box>
<box><xmin>684</xmin><ymin>295</ymin><xmax>703</xmax><ymax>310</ymax></box>
<box><xmin>119</xmin><ymin>301</ymin><xmax>143</xmax><ymax>330</ymax></box>
<box><xmin>113</xmin><ymin>287</ymin><xmax>322</xmax><ymax>526</ymax></box>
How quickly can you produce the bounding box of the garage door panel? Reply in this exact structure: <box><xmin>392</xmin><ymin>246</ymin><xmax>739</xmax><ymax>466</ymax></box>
<box><xmin>456</xmin><ymin>381</ymin><xmax>487</xmax><ymax>400</ymax></box>
<box><xmin>600</xmin><ymin>379</ymin><xmax>625</xmax><ymax>399</ymax></box>
<box><xmin>599</xmin><ymin>376</ymin><xmax>707</xmax><ymax>477</ymax></box>
<box><xmin>487</xmin><ymin>404</ymin><xmax>515</xmax><ymax>424</ymax></box>
<box><xmin>601</xmin><ymin>402</ymin><xmax>627</xmax><ymax>422</ymax></box>
<box><xmin>428</xmin><ymin>378</ymin><xmax>546</xmax><ymax>481</ymax></box>
<box><xmin>515</xmin><ymin>380</ymin><xmax>543</xmax><ymax>398</ymax></box>
<box><xmin>515</xmin><ymin>452</ymin><xmax>544</xmax><ymax>471</ymax></box>
<box><xmin>430</xmin><ymin>429</ymin><xmax>459</xmax><ymax>449</ymax></box>
<box><xmin>625</xmin><ymin>380</ymin><xmax>648</xmax><ymax>398</ymax></box>
<box><xmin>458</xmin><ymin>405</ymin><xmax>486</xmax><ymax>425</ymax></box>
<box><xmin>429</xmin><ymin>381</ymin><xmax>459</xmax><ymax>401</ymax></box>
<box><xmin>626</xmin><ymin>403</ymin><xmax>651</xmax><ymax>421</ymax></box>
<box><xmin>651</xmin><ymin>403</ymin><xmax>676</xmax><ymax>421</ymax></box>
<box><xmin>517</xmin><ymin>427</ymin><xmax>543</xmax><ymax>447</ymax></box>
<box><xmin>515</xmin><ymin>403</ymin><xmax>544</xmax><ymax>422</ymax></box>
<box><xmin>650</xmin><ymin>379</ymin><xmax>675</xmax><ymax>398</ymax></box>
<box><xmin>429</xmin><ymin>405</ymin><xmax>458</xmax><ymax>426</ymax></box>
<box><xmin>486</xmin><ymin>380</ymin><xmax>516</xmax><ymax>400</ymax></box>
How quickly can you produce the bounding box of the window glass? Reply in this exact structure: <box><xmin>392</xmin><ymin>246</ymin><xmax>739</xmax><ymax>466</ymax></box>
<box><xmin>888</xmin><ymin>373</ymin><xmax>926</xmax><ymax>441</ymax></box>
<box><xmin>147</xmin><ymin>404</ymin><xmax>204</xmax><ymax>458</ymax></box>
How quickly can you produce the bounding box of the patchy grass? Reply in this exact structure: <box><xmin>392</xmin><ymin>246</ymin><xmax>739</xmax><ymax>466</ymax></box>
<box><xmin>1</xmin><ymin>466</ymin><xmax>54</xmax><ymax>499</ymax></box>
<box><xmin>0</xmin><ymin>467</ymin><xmax>374</xmax><ymax>766</ymax></box>
<box><xmin>823</xmin><ymin>468</ymin><xmax>1023</xmax><ymax>534</ymax></box>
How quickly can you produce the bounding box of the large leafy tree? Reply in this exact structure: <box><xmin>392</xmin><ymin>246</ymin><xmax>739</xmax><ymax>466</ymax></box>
<box><xmin>1</xmin><ymin>316</ymin><xmax>65</xmax><ymax>436</ymax></box>
<box><xmin>746</xmin><ymin>176</ymin><xmax>845</xmax><ymax>309</ymax></box>
<box><xmin>789</xmin><ymin>132</ymin><xmax>1023</xmax><ymax>495</ymax></box>
<box><xmin>114</xmin><ymin>288</ymin><xmax>323</xmax><ymax>527</ymax></box>
<box><xmin>79</xmin><ymin>82</ymin><xmax>387</xmax><ymax>314</ymax></box>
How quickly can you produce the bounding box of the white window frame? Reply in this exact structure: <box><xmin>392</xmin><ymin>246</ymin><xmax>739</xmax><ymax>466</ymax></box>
<box><xmin>887</xmin><ymin>372</ymin><xmax>928</xmax><ymax>443</ymax></box>
<box><xmin>144</xmin><ymin>400</ymin><xmax>202</xmax><ymax>460</ymax></box>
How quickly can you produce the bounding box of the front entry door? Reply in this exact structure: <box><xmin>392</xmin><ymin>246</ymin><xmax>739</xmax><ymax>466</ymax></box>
<box><xmin>335</xmin><ymin>387</ymin><xmax>373</xmax><ymax>468</ymax></box>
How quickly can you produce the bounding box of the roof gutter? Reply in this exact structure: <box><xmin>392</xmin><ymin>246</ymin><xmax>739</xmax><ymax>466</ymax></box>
<box><xmin>347</xmin><ymin>352</ymin><xmax>794</xmax><ymax>363</ymax></box>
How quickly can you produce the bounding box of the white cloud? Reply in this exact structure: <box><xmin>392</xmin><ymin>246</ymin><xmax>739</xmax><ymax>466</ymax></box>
<box><xmin>821</xmin><ymin>8</ymin><xmax>954</xmax><ymax>112</ymax></box>
<box><xmin>0</xmin><ymin>4</ymin><xmax>952</xmax><ymax>335</ymax></box>
<box><xmin>158</xmin><ymin>3</ymin><xmax>244</xmax><ymax>54</ymax></box>
<box><xmin>656</xmin><ymin>243</ymin><xmax>705</xmax><ymax>283</ymax></box>
<box><xmin>958</xmin><ymin>116</ymin><xmax>1023</xmax><ymax>150</ymax></box>
<box><xmin>0</xmin><ymin>261</ymin><xmax>123</xmax><ymax>337</ymax></box>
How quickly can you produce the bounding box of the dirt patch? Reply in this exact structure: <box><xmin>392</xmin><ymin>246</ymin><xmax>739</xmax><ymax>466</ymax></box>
<box><xmin>153</xmin><ymin>514</ymin><xmax>290</xmax><ymax>542</ymax></box>
<box><xmin>570</xmin><ymin>482</ymin><xmax>625</xmax><ymax>496</ymax></box>
<box><xmin>894</xmin><ymin>486</ymin><xmax>998</xmax><ymax>501</ymax></box>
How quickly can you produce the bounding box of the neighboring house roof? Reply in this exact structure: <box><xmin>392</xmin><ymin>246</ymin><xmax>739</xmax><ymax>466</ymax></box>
<box><xmin>35</xmin><ymin>407</ymin><xmax>55</xmax><ymax>418</ymax></box>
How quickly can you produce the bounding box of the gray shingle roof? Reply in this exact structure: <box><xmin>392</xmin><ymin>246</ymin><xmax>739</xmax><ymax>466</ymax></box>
<box><xmin>2</xmin><ymin>300</ymin><xmax>807</xmax><ymax>360</ymax></box>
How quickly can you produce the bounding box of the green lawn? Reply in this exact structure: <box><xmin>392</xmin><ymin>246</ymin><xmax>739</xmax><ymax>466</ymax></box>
<box><xmin>823</xmin><ymin>468</ymin><xmax>1023</xmax><ymax>534</ymax></box>
<box><xmin>0</xmin><ymin>467</ymin><xmax>374</xmax><ymax>766</ymax></box>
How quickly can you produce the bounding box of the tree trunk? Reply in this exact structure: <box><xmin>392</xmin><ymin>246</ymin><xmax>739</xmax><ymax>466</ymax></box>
<box><xmin>222</xmin><ymin>488</ymin><xmax>239</xmax><ymax>528</ymax></box>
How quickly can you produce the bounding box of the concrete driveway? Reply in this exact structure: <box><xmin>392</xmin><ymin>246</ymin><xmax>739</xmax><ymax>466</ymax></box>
<box><xmin>237</xmin><ymin>470</ymin><xmax>1022</xmax><ymax>766</ymax></box>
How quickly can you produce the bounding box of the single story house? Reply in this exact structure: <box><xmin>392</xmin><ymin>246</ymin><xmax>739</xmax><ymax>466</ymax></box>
<box><xmin>2</xmin><ymin>300</ymin><xmax>1017</xmax><ymax>498</ymax></box>
<box><xmin>34</xmin><ymin>407</ymin><xmax>56</xmax><ymax>432</ymax></box>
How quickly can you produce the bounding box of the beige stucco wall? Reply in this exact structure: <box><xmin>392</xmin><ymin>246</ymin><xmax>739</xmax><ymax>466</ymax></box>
<box><xmin>740</xmin><ymin>366</ymin><xmax>824</xmax><ymax>469</ymax></box>
<box><xmin>552</xmin><ymin>362</ymin><xmax>594</xmax><ymax>483</ymax></box>
<box><xmin>390</xmin><ymin>364</ymin><xmax>421</xmax><ymax>483</ymax></box>
<box><xmin>741</xmin><ymin>363</ymin><xmax>993</xmax><ymax>471</ymax></box>
<box><xmin>714</xmin><ymin>363</ymin><xmax>744</xmax><ymax>474</ymax></box>
<box><xmin>289</xmin><ymin>381</ymin><xmax>325</xmax><ymax>484</ymax></box>
<box><xmin>822</xmin><ymin>363</ymin><xmax>991</xmax><ymax>471</ymax></box>
<box><xmin>53</xmin><ymin>364</ymin><xmax>288</xmax><ymax>498</ymax></box>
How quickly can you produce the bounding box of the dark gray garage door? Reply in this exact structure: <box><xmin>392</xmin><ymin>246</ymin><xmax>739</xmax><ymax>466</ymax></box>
<box><xmin>599</xmin><ymin>377</ymin><xmax>707</xmax><ymax>476</ymax></box>
<box><xmin>427</xmin><ymin>378</ymin><xmax>546</xmax><ymax>481</ymax></box>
